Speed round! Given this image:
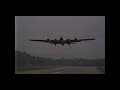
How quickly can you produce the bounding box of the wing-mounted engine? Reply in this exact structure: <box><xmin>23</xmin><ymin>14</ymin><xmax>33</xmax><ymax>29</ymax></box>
<box><xmin>47</xmin><ymin>39</ymin><xmax>50</xmax><ymax>41</ymax></box>
<box><xmin>74</xmin><ymin>38</ymin><xmax>77</xmax><ymax>41</ymax></box>
<box><xmin>67</xmin><ymin>39</ymin><xmax>70</xmax><ymax>45</ymax></box>
<box><xmin>54</xmin><ymin>39</ymin><xmax>57</xmax><ymax>45</ymax></box>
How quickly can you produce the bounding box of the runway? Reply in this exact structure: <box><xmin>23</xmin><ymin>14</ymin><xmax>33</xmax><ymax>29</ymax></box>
<box><xmin>16</xmin><ymin>66</ymin><xmax>103</xmax><ymax>74</ymax></box>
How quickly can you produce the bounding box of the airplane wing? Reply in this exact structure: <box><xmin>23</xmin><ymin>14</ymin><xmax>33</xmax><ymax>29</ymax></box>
<box><xmin>29</xmin><ymin>40</ymin><xmax>46</xmax><ymax>42</ymax></box>
<box><xmin>70</xmin><ymin>38</ymin><xmax>95</xmax><ymax>42</ymax></box>
<box><xmin>29</xmin><ymin>39</ymin><xmax>55</xmax><ymax>44</ymax></box>
<box><xmin>78</xmin><ymin>38</ymin><xmax>95</xmax><ymax>42</ymax></box>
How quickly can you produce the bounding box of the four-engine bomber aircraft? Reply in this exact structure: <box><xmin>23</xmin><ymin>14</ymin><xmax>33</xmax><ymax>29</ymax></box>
<box><xmin>29</xmin><ymin>37</ymin><xmax>95</xmax><ymax>46</ymax></box>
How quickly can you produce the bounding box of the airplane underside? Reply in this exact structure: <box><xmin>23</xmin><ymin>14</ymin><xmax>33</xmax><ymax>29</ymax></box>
<box><xmin>49</xmin><ymin>41</ymin><xmax>76</xmax><ymax>46</ymax></box>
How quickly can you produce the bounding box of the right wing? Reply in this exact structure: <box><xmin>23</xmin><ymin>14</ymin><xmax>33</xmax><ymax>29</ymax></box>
<box><xmin>29</xmin><ymin>40</ymin><xmax>46</xmax><ymax>42</ymax></box>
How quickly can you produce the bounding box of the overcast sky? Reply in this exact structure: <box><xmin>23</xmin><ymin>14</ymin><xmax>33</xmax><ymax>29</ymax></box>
<box><xmin>15</xmin><ymin>16</ymin><xmax>105</xmax><ymax>59</ymax></box>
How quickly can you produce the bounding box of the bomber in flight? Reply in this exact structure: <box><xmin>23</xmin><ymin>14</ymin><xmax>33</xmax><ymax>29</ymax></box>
<box><xmin>29</xmin><ymin>37</ymin><xmax>95</xmax><ymax>46</ymax></box>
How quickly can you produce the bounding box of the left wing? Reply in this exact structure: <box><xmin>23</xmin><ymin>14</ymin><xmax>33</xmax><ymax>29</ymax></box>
<box><xmin>70</xmin><ymin>38</ymin><xmax>95</xmax><ymax>42</ymax></box>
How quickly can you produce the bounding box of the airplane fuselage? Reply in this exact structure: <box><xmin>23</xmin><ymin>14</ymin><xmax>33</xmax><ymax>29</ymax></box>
<box><xmin>47</xmin><ymin>40</ymin><xmax>75</xmax><ymax>45</ymax></box>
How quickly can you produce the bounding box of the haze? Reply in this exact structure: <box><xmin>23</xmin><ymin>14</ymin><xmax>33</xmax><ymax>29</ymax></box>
<box><xmin>15</xmin><ymin>16</ymin><xmax>105</xmax><ymax>59</ymax></box>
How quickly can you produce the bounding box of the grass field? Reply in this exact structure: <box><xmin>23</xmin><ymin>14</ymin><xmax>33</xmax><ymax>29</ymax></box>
<box><xmin>97</xmin><ymin>66</ymin><xmax>105</xmax><ymax>73</ymax></box>
<box><xmin>15</xmin><ymin>66</ymin><xmax>104</xmax><ymax>74</ymax></box>
<box><xmin>15</xmin><ymin>66</ymin><xmax>55</xmax><ymax>72</ymax></box>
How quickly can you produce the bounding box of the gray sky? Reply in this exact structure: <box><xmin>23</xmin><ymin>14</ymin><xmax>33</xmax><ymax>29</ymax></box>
<box><xmin>15</xmin><ymin>16</ymin><xmax>105</xmax><ymax>59</ymax></box>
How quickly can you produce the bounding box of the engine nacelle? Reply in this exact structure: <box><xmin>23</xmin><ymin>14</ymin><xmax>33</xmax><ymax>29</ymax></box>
<box><xmin>67</xmin><ymin>39</ymin><xmax>70</xmax><ymax>41</ymax></box>
<box><xmin>47</xmin><ymin>39</ymin><xmax>49</xmax><ymax>41</ymax></box>
<box><xmin>54</xmin><ymin>39</ymin><xmax>57</xmax><ymax>41</ymax></box>
<box><xmin>74</xmin><ymin>38</ymin><xmax>77</xmax><ymax>41</ymax></box>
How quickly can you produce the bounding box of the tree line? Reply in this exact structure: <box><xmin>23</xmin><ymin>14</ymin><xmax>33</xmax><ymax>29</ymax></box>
<box><xmin>15</xmin><ymin>50</ymin><xmax>105</xmax><ymax>67</ymax></box>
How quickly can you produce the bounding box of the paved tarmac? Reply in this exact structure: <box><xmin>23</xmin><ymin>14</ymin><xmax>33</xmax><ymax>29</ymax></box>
<box><xmin>16</xmin><ymin>66</ymin><xmax>103</xmax><ymax>74</ymax></box>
